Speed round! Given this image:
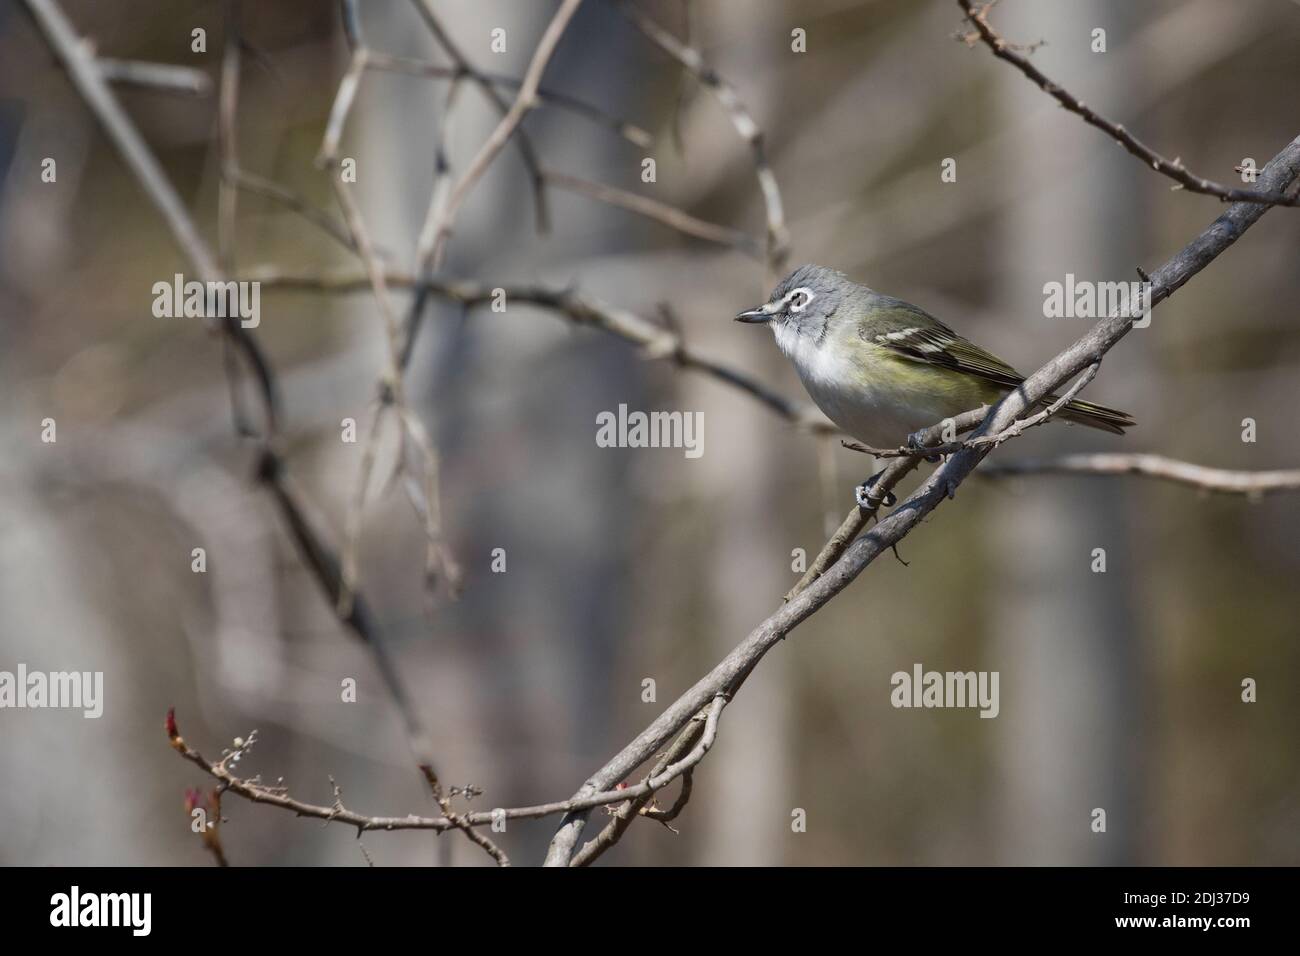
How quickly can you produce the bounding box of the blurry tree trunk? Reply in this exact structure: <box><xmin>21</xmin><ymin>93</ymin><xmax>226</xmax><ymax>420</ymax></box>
<box><xmin>693</xmin><ymin>2</ymin><xmax>791</xmax><ymax>866</ymax></box>
<box><xmin>988</xmin><ymin>0</ymin><xmax>1143</xmax><ymax>865</ymax></box>
<box><xmin>696</xmin><ymin>418</ymin><xmax>791</xmax><ymax>865</ymax></box>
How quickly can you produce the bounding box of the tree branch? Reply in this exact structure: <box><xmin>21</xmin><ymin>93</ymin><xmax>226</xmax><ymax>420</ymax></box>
<box><xmin>165</xmin><ymin>706</ymin><xmax>721</xmax><ymax>841</ymax></box>
<box><xmin>20</xmin><ymin>0</ymin><xmax>491</xmax><ymax>857</ymax></box>
<box><xmin>541</xmin><ymin>132</ymin><xmax>1300</xmax><ymax>866</ymax></box>
<box><xmin>956</xmin><ymin>0</ymin><xmax>1299</xmax><ymax>206</ymax></box>
<box><xmin>420</xmin><ymin>0</ymin><xmax>585</xmax><ymax>275</ymax></box>
<box><xmin>982</xmin><ymin>453</ymin><xmax>1300</xmax><ymax>497</ymax></box>
<box><xmin>620</xmin><ymin>0</ymin><xmax>791</xmax><ymax>270</ymax></box>
<box><xmin>543</xmin><ymin>169</ymin><xmax>762</xmax><ymax>257</ymax></box>
<box><xmin>406</xmin><ymin>0</ymin><xmax>551</xmax><ymax>232</ymax></box>
<box><xmin>241</xmin><ymin>267</ymin><xmax>829</xmax><ymax>433</ymax></box>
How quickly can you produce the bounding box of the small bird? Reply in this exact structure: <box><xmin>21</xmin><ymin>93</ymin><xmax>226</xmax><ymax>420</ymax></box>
<box><xmin>736</xmin><ymin>265</ymin><xmax>1133</xmax><ymax>500</ymax></box>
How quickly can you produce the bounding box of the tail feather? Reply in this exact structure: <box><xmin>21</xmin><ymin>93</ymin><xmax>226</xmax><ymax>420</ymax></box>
<box><xmin>1058</xmin><ymin>397</ymin><xmax>1136</xmax><ymax>435</ymax></box>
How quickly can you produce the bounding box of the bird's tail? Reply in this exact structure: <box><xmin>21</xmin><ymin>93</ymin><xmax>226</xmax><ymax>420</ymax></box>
<box><xmin>1057</xmin><ymin>397</ymin><xmax>1136</xmax><ymax>435</ymax></box>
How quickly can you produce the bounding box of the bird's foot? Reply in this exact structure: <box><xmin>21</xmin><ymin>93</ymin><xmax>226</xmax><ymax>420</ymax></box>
<box><xmin>855</xmin><ymin>469</ymin><xmax>896</xmax><ymax>509</ymax></box>
<box><xmin>906</xmin><ymin>428</ymin><xmax>942</xmax><ymax>463</ymax></box>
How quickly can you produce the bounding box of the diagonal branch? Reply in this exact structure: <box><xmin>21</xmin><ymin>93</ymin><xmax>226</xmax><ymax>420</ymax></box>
<box><xmin>419</xmin><ymin>0</ymin><xmax>585</xmax><ymax>276</ymax></box>
<box><xmin>401</xmin><ymin>0</ymin><xmax>586</xmax><ymax>367</ymax></box>
<box><xmin>20</xmin><ymin>0</ymin><xmax>469</xmax><ymax>854</ymax></box>
<box><xmin>620</xmin><ymin>0</ymin><xmax>791</xmax><ymax>270</ymax></box>
<box><xmin>541</xmin><ymin>132</ymin><xmax>1300</xmax><ymax>866</ymax></box>
<box><xmin>842</xmin><ymin>363</ymin><xmax>1101</xmax><ymax>459</ymax></box>
<box><xmin>543</xmin><ymin>169</ymin><xmax>763</xmax><ymax>256</ymax></box>
<box><xmin>956</xmin><ymin>0</ymin><xmax>1299</xmax><ymax>207</ymax></box>
<box><xmin>407</xmin><ymin>0</ymin><xmax>552</xmax><ymax>232</ymax></box>
<box><xmin>362</xmin><ymin>51</ymin><xmax>653</xmax><ymax>148</ymax></box>
<box><xmin>569</xmin><ymin>696</ymin><xmax>722</xmax><ymax>866</ymax></box>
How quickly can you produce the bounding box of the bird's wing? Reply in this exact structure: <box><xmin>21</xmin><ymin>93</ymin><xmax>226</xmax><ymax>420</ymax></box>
<box><xmin>859</xmin><ymin>299</ymin><xmax>1025</xmax><ymax>389</ymax></box>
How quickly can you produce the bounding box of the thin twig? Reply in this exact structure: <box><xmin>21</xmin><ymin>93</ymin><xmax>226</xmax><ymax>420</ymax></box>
<box><xmin>363</xmin><ymin>51</ymin><xmax>653</xmax><ymax>147</ymax></box>
<box><xmin>407</xmin><ymin>0</ymin><xmax>551</xmax><ymax>232</ymax></box>
<box><xmin>165</xmin><ymin>708</ymin><xmax>719</xmax><ymax>837</ymax></box>
<box><xmin>326</xmin><ymin>167</ymin><xmax>463</xmax><ymax>617</ymax></box>
<box><xmin>982</xmin><ymin>453</ymin><xmax>1300</xmax><ymax>498</ymax></box>
<box><xmin>790</xmin><ymin>406</ymin><xmax>990</xmax><ymax>600</ymax></box>
<box><xmin>419</xmin><ymin>764</ymin><xmax>511</xmax><ymax>867</ymax></box>
<box><xmin>956</xmin><ymin>0</ymin><xmax>1299</xmax><ymax>206</ymax></box>
<box><xmin>20</xmin><ymin>0</ymin><xmax>481</xmax><ymax>864</ymax></box>
<box><xmin>620</xmin><ymin>0</ymin><xmax>791</xmax><ymax>270</ymax></box>
<box><xmin>842</xmin><ymin>364</ymin><xmax>1101</xmax><ymax>459</ymax></box>
<box><xmin>217</xmin><ymin>0</ymin><xmax>241</xmax><ymax>272</ymax></box>
<box><xmin>569</xmin><ymin>698</ymin><xmax>720</xmax><ymax>867</ymax></box>
<box><xmin>241</xmin><ymin>267</ymin><xmax>827</xmax><ymax>432</ymax></box>
<box><xmin>97</xmin><ymin>58</ymin><xmax>212</xmax><ymax>96</ymax></box>
<box><xmin>400</xmin><ymin>0</ymin><xmax>585</xmax><ymax>369</ymax></box>
<box><xmin>229</xmin><ymin>168</ymin><xmax>356</xmax><ymax>251</ymax></box>
<box><xmin>316</xmin><ymin>47</ymin><xmax>367</xmax><ymax>166</ymax></box>
<box><xmin>544</xmin><ymin>169</ymin><xmax>762</xmax><ymax>256</ymax></box>
<box><xmin>422</xmin><ymin>0</ymin><xmax>585</xmax><ymax>275</ymax></box>
<box><xmin>339</xmin><ymin>403</ymin><xmax>387</xmax><ymax>619</ymax></box>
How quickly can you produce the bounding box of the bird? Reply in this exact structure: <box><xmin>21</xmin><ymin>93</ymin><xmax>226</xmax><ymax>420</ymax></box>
<box><xmin>736</xmin><ymin>264</ymin><xmax>1134</xmax><ymax>502</ymax></box>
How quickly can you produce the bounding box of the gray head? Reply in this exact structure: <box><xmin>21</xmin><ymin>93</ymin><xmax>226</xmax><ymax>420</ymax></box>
<box><xmin>735</xmin><ymin>264</ymin><xmax>853</xmax><ymax>335</ymax></box>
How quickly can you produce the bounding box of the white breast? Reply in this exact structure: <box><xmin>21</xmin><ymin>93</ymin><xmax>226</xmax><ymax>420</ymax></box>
<box><xmin>773</xmin><ymin>322</ymin><xmax>942</xmax><ymax>448</ymax></box>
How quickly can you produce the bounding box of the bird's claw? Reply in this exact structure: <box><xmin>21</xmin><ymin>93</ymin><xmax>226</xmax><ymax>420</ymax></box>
<box><xmin>855</xmin><ymin>471</ymin><xmax>896</xmax><ymax>509</ymax></box>
<box><xmin>906</xmin><ymin>429</ymin><xmax>942</xmax><ymax>463</ymax></box>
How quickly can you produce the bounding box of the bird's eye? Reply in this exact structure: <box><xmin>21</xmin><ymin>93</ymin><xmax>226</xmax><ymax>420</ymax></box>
<box><xmin>788</xmin><ymin>288</ymin><xmax>814</xmax><ymax>313</ymax></box>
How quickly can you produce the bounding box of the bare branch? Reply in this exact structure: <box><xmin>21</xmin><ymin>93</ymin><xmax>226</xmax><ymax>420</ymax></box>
<box><xmin>982</xmin><ymin>453</ymin><xmax>1300</xmax><ymax>498</ymax></box>
<box><xmin>339</xmin><ymin>403</ymin><xmax>387</xmax><ymax>619</ymax></box>
<box><xmin>544</xmin><ymin>169</ymin><xmax>762</xmax><ymax>256</ymax></box>
<box><xmin>97</xmin><ymin>58</ymin><xmax>212</xmax><ymax>96</ymax></box>
<box><xmin>407</xmin><ymin>0</ymin><xmax>551</xmax><ymax>231</ymax></box>
<box><xmin>541</xmin><ymin>133</ymin><xmax>1300</xmax><ymax>866</ymax></box>
<box><xmin>620</xmin><ymin>0</ymin><xmax>791</xmax><ymax>269</ymax></box>
<box><xmin>569</xmin><ymin>698</ymin><xmax>720</xmax><ymax>867</ymax></box>
<box><xmin>229</xmin><ymin>168</ymin><xmax>356</xmax><ymax>252</ymax></box>
<box><xmin>316</xmin><ymin>47</ymin><xmax>367</xmax><ymax>167</ymax></box>
<box><xmin>843</xmin><ymin>363</ymin><xmax>1101</xmax><ymax>459</ymax></box>
<box><xmin>400</xmin><ymin>0</ymin><xmax>585</xmax><ymax>370</ymax></box>
<box><xmin>165</xmin><ymin>708</ymin><xmax>720</xmax><ymax>838</ymax></box>
<box><xmin>790</xmin><ymin>406</ymin><xmax>989</xmax><ymax>600</ymax></box>
<box><xmin>241</xmin><ymin>267</ymin><xmax>828</xmax><ymax>432</ymax></box>
<box><xmin>363</xmin><ymin>51</ymin><xmax>653</xmax><ymax>148</ymax></box>
<box><xmin>419</xmin><ymin>764</ymin><xmax>511</xmax><ymax>867</ymax></box>
<box><xmin>325</xmin><ymin>162</ymin><xmax>464</xmax><ymax>624</ymax></box>
<box><xmin>421</xmin><ymin>0</ymin><xmax>585</xmax><ymax>275</ymax></box>
<box><xmin>956</xmin><ymin>0</ymin><xmax>1299</xmax><ymax>206</ymax></box>
<box><xmin>217</xmin><ymin>0</ymin><xmax>241</xmax><ymax>272</ymax></box>
<box><xmin>18</xmin><ymin>0</ymin><xmax>478</xmax><ymax>863</ymax></box>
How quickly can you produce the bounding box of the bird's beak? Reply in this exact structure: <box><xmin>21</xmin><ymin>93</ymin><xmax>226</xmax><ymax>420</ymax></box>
<box><xmin>735</xmin><ymin>304</ymin><xmax>773</xmax><ymax>323</ymax></box>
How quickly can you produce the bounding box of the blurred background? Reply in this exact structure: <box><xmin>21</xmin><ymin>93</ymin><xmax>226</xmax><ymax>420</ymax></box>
<box><xmin>0</xmin><ymin>0</ymin><xmax>1297</xmax><ymax>866</ymax></box>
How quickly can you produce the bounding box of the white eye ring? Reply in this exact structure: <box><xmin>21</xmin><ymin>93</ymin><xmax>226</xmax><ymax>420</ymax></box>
<box><xmin>787</xmin><ymin>288</ymin><xmax>815</xmax><ymax>313</ymax></box>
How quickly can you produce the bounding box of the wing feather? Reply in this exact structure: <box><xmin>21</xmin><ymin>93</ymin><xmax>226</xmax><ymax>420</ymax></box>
<box><xmin>859</xmin><ymin>301</ymin><xmax>1025</xmax><ymax>389</ymax></box>
<box><xmin>854</xmin><ymin>299</ymin><xmax>1136</xmax><ymax>434</ymax></box>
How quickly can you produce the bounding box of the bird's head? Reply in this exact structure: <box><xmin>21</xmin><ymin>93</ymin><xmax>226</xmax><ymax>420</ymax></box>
<box><xmin>734</xmin><ymin>264</ymin><xmax>848</xmax><ymax>332</ymax></box>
